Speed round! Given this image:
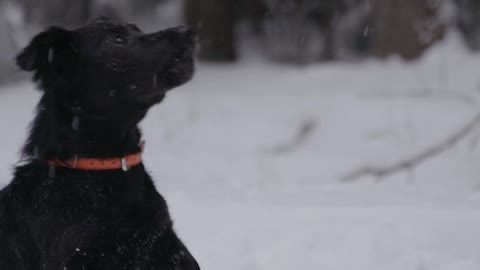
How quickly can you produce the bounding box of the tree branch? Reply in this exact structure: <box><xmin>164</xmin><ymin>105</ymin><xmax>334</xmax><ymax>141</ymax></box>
<box><xmin>342</xmin><ymin>112</ymin><xmax>480</xmax><ymax>182</ymax></box>
<box><xmin>268</xmin><ymin>119</ymin><xmax>317</xmax><ymax>155</ymax></box>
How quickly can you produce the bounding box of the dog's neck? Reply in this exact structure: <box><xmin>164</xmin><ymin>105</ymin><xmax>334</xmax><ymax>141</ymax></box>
<box><xmin>22</xmin><ymin>93</ymin><xmax>145</xmax><ymax>161</ymax></box>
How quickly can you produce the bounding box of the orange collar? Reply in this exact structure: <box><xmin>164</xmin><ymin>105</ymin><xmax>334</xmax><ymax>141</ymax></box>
<box><xmin>48</xmin><ymin>143</ymin><xmax>144</xmax><ymax>171</ymax></box>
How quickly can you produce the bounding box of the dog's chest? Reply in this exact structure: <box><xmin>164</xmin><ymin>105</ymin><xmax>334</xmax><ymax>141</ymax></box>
<box><xmin>10</xmin><ymin>169</ymin><xmax>173</xmax><ymax>269</ymax></box>
<box><xmin>25</xmin><ymin>176</ymin><xmax>136</xmax><ymax>239</ymax></box>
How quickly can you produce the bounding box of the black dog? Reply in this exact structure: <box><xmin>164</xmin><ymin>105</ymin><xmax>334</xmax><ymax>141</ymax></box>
<box><xmin>0</xmin><ymin>17</ymin><xmax>200</xmax><ymax>270</ymax></box>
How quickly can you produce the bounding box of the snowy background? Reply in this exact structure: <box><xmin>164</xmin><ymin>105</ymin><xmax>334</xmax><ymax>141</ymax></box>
<box><xmin>1</xmin><ymin>1</ymin><xmax>480</xmax><ymax>270</ymax></box>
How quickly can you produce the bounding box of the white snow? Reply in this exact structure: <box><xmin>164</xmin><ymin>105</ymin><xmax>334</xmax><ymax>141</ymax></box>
<box><xmin>1</xmin><ymin>32</ymin><xmax>480</xmax><ymax>270</ymax></box>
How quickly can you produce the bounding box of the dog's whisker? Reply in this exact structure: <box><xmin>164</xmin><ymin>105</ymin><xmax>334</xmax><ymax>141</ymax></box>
<box><xmin>48</xmin><ymin>48</ymin><xmax>54</xmax><ymax>63</ymax></box>
<box><xmin>72</xmin><ymin>116</ymin><xmax>80</xmax><ymax>131</ymax></box>
<box><xmin>48</xmin><ymin>165</ymin><xmax>56</xmax><ymax>179</ymax></box>
<box><xmin>33</xmin><ymin>147</ymin><xmax>39</xmax><ymax>159</ymax></box>
<box><xmin>72</xmin><ymin>155</ymin><xmax>78</xmax><ymax>169</ymax></box>
<box><xmin>152</xmin><ymin>73</ymin><xmax>158</xmax><ymax>88</ymax></box>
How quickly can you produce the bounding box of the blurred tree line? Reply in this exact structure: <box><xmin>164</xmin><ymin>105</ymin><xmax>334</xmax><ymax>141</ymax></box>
<box><xmin>185</xmin><ymin>0</ymin><xmax>453</xmax><ymax>62</ymax></box>
<box><xmin>1</xmin><ymin>0</ymin><xmax>480</xmax><ymax>66</ymax></box>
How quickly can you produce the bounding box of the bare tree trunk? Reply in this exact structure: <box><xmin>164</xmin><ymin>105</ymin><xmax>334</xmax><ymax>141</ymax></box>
<box><xmin>185</xmin><ymin>0</ymin><xmax>236</xmax><ymax>61</ymax></box>
<box><xmin>372</xmin><ymin>0</ymin><xmax>444</xmax><ymax>60</ymax></box>
<box><xmin>131</xmin><ymin>0</ymin><xmax>163</xmax><ymax>14</ymax></box>
<box><xmin>244</xmin><ymin>0</ymin><xmax>268</xmax><ymax>35</ymax></box>
<box><xmin>81</xmin><ymin>0</ymin><xmax>92</xmax><ymax>23</ymax></box>
<box><xmin>455</xmin><ymin>0</ymin><xmax>480</xmax><ymax>50</ymax></box>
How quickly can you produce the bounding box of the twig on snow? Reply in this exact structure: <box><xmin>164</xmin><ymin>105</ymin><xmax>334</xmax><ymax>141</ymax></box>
<box><xmin>342</xmin><ymin>112</ymin><xmax>480</xmax><ymax>182</ymax></box>
<box><xmin>268</xmin><ymin>119</ymin><xmax>317</xmax><ymax>155</ymax></box>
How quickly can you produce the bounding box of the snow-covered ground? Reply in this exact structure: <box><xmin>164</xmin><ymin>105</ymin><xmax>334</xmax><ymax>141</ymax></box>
<box><xmin>1</xmin><ymin>33</ymin><xmax>480</xmax><ymax>269</ymax></box>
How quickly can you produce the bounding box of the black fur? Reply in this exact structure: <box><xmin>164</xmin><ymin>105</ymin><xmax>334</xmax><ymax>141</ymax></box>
<box><xmin>0</xmin><ymin>17</ymin><xmax>199</xmax><ymax>270</ymax></box>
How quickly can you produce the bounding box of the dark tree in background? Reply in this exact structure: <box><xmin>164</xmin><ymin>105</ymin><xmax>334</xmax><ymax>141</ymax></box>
<box><xmin>130</xmin><ymin>0</ymin><xmax>163</xmax><ymax>14</ymax></box>
<box><xmin>239</xmin><ymin>0</ymin><xmax>269</xmax><ymax>35</ymax></box>
<box><xmin>183</xmin><ymin>0</ymin><xmax>268</xmax><ymax>62</ymax></box>
<box><xmin>455</xmin><ymin>0</ymin><xmax>480</xmax><ymax>50</ymax></box>
<box><xmin>372</xmin><ymin>0</ymin><xmax>445</xmax><ymax>60</ymax></box>
<box><xmin>262</xmin><ymin>0</ymin><xmax>341</xmax><ymax>64</ymax></box>
<box><xmin>185</xmin><ymin>0</ymin><xmax>237</xmax><ymax>61</ymax></box>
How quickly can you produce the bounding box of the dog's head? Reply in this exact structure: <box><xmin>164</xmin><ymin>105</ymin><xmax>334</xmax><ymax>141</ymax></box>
<box><xmin>16</xmin><ymin>17</ymin><xmax>195</xmax><ymax>120</ymax></box>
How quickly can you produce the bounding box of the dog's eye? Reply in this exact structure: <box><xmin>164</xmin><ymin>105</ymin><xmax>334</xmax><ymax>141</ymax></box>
<box><xmin>126</xmin><ymin>23</ymin><xmax>141</xmax><ymax>33</ymax></box>
<box><xmin>114</xmin><ymin>36</ymin><xmax>127</xmax><ymax>45</ymax></box>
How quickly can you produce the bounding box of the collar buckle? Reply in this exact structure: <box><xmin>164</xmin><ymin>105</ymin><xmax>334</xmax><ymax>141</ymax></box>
<box><xmin>121</xmin><ymin>157</ymin><xmax>129</xmax><ymax>172</ymax></box>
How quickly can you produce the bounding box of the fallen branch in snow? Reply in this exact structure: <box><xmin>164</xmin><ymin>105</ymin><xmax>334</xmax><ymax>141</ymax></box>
<box><xmin>359</xmin><ymin>89</ymin><xmax>478</xmax><ymax>107</ymax></box>
<box><xmin>268</xmin><ymin>119</ymin><xmax>317</xmax><ymax>155</ymax></box>
<box><xmin>342</xmin><ymin>112</ymin><xmax>480</xmax><ymax>182</ymax></box>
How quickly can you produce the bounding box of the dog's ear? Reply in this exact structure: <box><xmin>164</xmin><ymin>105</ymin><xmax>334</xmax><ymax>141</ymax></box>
<box><xmin>16</xmin><ymin>27</ymin><xmax>77</xmax><ymax>72</ymax></box>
